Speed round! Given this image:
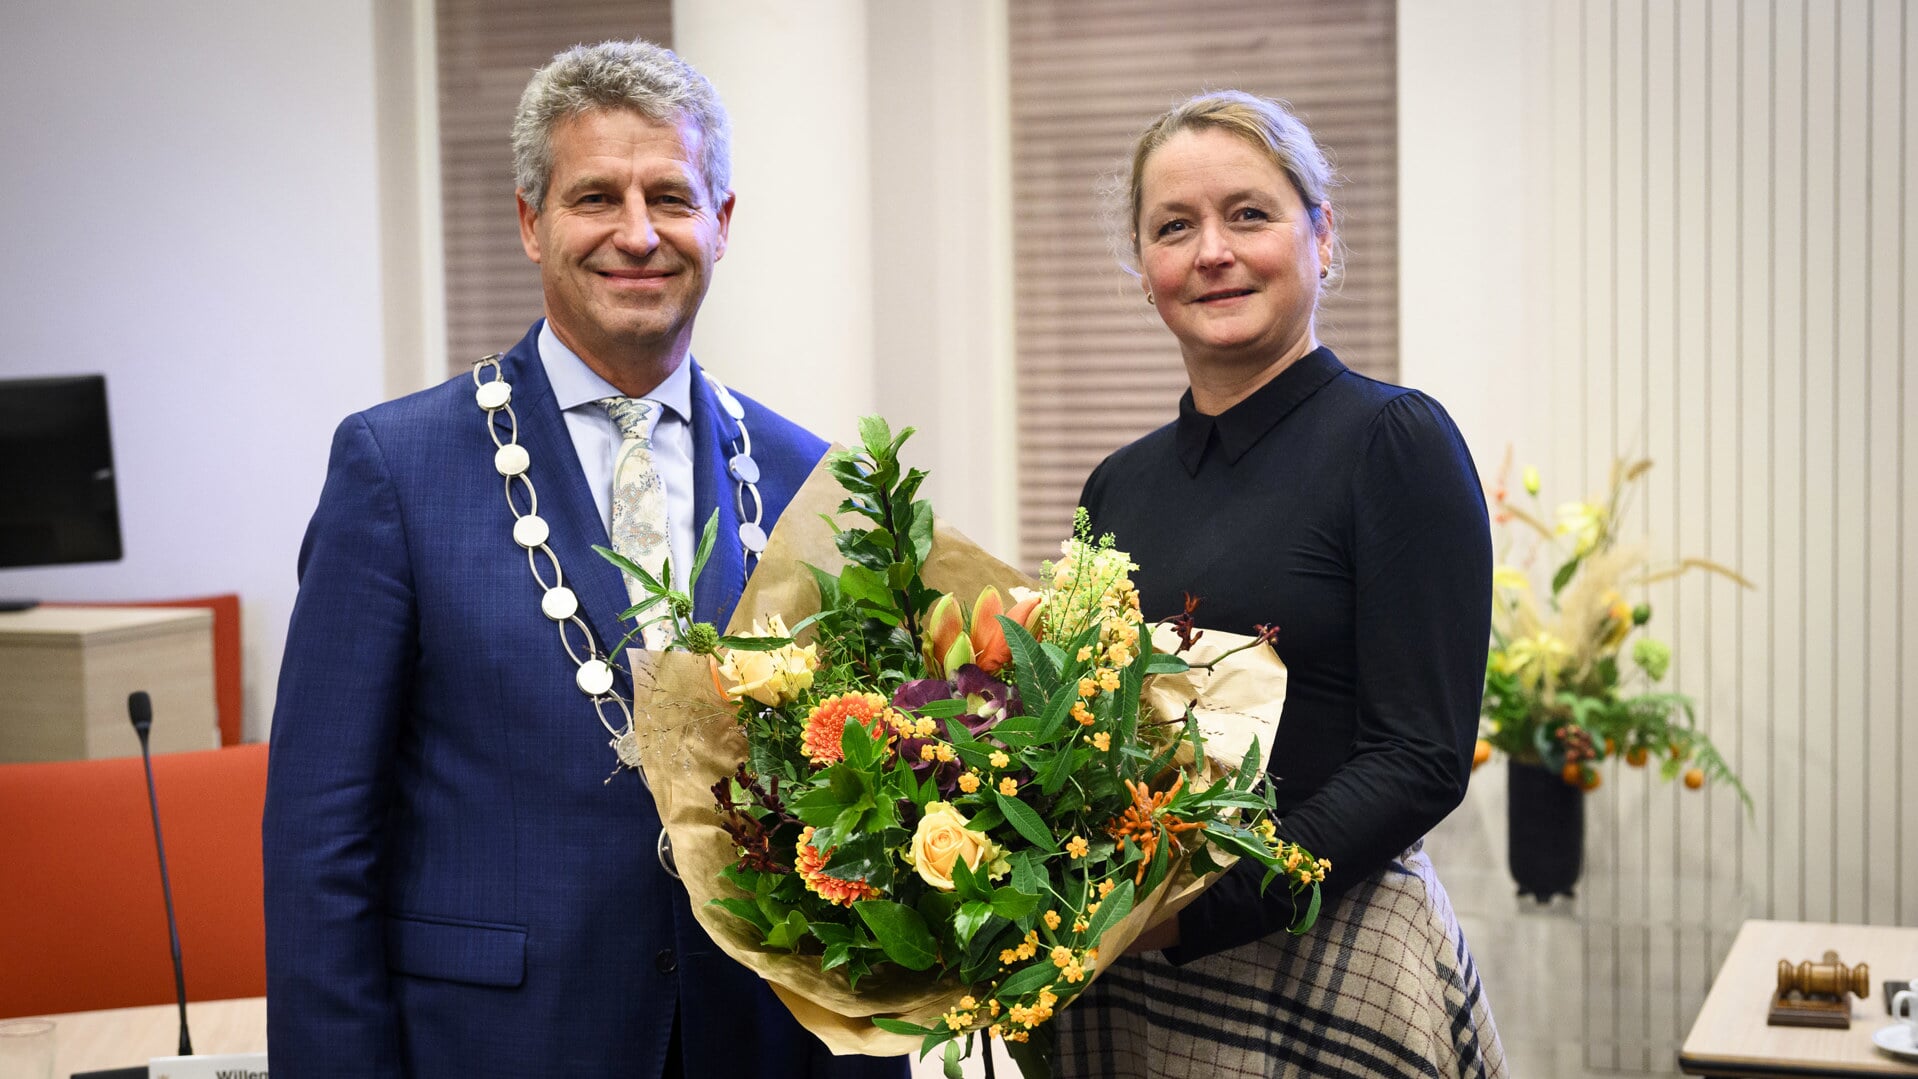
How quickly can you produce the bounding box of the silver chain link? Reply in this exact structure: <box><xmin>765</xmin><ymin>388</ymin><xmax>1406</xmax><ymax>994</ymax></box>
<box><xmin>469</xmin><ymin>353</ymin><xmax>765</xmax><ymax>879</ymax></box>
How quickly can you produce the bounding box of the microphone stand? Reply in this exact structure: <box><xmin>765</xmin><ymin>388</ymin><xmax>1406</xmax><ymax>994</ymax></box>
<box><xmin>130</xmin><ymin>692</ymin><xmax>193</xmax><ymax>1055</ymax></box>
<box><xmin>72</xmin><ymin>692</ymin><xmax>197</xmax><ymax>1079</ymax></box>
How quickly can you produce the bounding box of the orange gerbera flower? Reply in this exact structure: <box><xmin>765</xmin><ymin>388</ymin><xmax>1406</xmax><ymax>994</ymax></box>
<box><xmin>802</xmin><ymin>691</ymin><xmax>893</xmax><ymax>766</ymax></box>
<box><xmin>796</xmin><ymin>826</ymin><xmax>882</xmax><ymax>907</ymax></box>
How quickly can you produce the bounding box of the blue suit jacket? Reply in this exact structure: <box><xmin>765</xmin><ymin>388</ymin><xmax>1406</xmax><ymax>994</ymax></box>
<box><xmin>264</xmin><ymin>324</ymin><xmax>906</xmax><ymax>1078</ymax></box>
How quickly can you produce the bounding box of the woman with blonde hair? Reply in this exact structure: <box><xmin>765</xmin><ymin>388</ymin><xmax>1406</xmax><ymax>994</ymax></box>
<box><xmin>1053</xmin><ymin>90</ymin><xmax>1508</xmax><ymax>1079</ymax></box>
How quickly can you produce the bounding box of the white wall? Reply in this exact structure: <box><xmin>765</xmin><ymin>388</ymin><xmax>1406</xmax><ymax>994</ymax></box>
<box><xmin>0</xmin><ymin>2</ymin><xmax>389</xmax><ymax>741</ymax></box>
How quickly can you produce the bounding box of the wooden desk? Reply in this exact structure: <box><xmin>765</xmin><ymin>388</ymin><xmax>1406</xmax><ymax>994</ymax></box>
<box><xmin>25</xmin><ymin>997</ymin><xmax>265</xmax><ymax>1075</ymax></box>
<box><xmin>1680</xmin><ymin>920</ymin><xmax>1918</xmax><ymax>1076</ymax></box>
<box><xmin>0</xmin><ymin>607</ymin><xmax>216</xmax><ymax>762</ymax></box>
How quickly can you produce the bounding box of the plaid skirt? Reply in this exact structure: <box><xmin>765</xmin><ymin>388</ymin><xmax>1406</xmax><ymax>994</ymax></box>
<box><xmin>1054</xmin><ymin>845</ymin><xmax>1507</xmax><ymax>1079</ymax></box>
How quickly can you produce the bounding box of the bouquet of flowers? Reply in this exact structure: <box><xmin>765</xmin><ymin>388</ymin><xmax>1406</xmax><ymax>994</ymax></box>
<box><xmin>1477</xmin><ymin>455</ymin><xmax>1750</xmax><ymax>802</ymax></box>
<box><xmin>599</xmin><ymin>418</ymin><xmax>1324</xmax><ymax>1077</ymax></box>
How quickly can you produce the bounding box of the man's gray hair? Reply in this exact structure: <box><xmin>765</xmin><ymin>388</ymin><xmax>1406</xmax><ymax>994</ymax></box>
<box><xmin>512</xmin><ymin>38</ymin><xmax>732</xmax><ymax>213</ymax></box>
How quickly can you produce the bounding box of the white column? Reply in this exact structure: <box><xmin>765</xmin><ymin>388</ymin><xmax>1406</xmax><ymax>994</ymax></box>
<box><xmin>672</xmin><ymin>0</ymin><xmax>876</xmax><ymax>445</ymax></box>
<box><xmin>1397</xmin><ymin>0</ymin><xmax>1552</xmax><ymax>468</ymax></box>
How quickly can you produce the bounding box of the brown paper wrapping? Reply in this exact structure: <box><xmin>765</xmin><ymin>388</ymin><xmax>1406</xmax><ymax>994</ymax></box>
<box><xmin>622</xmin><ymin>456</ymin><xmax>1287</xmax><ymax>1056</ymax></box>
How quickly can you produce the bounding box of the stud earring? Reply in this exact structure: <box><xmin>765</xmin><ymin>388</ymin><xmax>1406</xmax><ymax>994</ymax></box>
<box><xmin>1319</xmin><ymin>268</ymin><xmax>1328</xmax><ymax>279</ymax></box>
<box><xmin>1145</xmin><ymin>292</ymin><xmax>1155</xmax><ymax>304</ymax></box>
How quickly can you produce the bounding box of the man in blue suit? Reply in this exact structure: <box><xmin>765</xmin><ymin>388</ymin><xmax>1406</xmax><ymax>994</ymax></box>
<box><xmin>264</xmin><ymin>39</ymin><xmax>906</xmax><ymax>1078</ymax></box>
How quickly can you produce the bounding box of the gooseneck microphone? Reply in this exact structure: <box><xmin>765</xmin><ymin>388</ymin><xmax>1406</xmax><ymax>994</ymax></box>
<box><xmin>129</xmin><ymin>690</ymin><xmax>194</xmax><ymax>1058</ymax></box>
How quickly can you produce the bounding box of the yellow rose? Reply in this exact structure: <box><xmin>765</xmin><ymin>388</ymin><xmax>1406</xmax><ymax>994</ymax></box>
<box><xmin>714</xmin><ymin>615</ymin><xmax>817</xmax><ymax>707</ymax></box>
<box><xmin>905</xmin><ymin>802</ymin><xmax>1007</xmax><ymax>891</ymax></box>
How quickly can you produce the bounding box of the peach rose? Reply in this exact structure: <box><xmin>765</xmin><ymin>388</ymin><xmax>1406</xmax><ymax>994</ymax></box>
<box><xmin>906</xmin><ymin>802</ymin><xmax>1008</xmax><ymax>891</ymax></box>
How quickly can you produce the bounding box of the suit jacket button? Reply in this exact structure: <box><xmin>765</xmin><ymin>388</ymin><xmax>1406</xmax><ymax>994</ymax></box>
<box><xmin>655</xmin><ymin>949</ymin><xmax>677</xmax><ymax>975</ymax></box>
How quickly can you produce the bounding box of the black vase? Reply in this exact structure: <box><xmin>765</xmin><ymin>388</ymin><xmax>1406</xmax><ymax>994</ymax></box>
<box><xmin>1506</xmin><ymin>759</ymin><xmax>1583</xmax><ymax>902</ymax></box>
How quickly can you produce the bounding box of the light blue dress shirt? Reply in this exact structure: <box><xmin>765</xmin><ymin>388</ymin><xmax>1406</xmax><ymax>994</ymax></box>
<box><xmin>537</xmin><ymin>321</ymin><xmax>697</xmax><ymax>593</ymax></box>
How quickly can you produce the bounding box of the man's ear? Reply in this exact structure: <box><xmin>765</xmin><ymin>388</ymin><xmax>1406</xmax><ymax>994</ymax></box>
<box><xmin>517</xmin><ymin>191</ymin><xmax>542</xmax><ymax>263</ymax></box>
<box><xmin>712</xmin><ymin>191</ymin><xmax>736</xmax><ymax>261</ymax></box>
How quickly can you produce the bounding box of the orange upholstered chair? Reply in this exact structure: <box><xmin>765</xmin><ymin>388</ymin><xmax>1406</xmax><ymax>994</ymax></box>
<box><xmin>0</xmin><ymin>743</ymin><xmax>267</xmax><ymax>1018</ymax></box>
<box><xmin>53</xmin><ymin>594</ymin><xmax>245</xmax><ymax>746</ymax></box>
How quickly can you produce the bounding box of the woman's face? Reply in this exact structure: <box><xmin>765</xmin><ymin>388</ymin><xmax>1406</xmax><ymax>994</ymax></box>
<box><xmin>1136</xmin><ymin>127</ymin><xmax>1332</xmax><ymax>375</ymax></box>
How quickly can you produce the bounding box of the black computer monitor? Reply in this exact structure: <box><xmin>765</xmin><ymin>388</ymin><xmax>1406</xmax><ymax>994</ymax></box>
<box><xmin>0</xmin><ymin>374</ymin><xmax>123</xmax><ymax>571</ymax></box>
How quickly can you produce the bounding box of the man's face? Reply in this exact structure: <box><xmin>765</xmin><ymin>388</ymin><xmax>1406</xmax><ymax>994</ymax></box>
<box><xmin>517</xmin><ymin>108</ymin><xmax>733</xmax><ymax>377</ymax></box>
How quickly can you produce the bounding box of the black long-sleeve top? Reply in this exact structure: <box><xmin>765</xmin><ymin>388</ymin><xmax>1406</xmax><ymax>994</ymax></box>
<box><xmin>1078</xmin><ymin>347</ymin><xmax>1493</xmax><ymax>963</ymax></box>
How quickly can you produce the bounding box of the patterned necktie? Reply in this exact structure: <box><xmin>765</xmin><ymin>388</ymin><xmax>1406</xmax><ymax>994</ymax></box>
<box><xmin>597</xmin><ymin>397</ymin><xmax>674</xmax><ymax>649</ymax></box>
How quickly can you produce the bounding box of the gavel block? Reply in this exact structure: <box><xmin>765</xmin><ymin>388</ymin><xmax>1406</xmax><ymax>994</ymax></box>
<box><xmin>1768</xmin><ymin>951</ymin><xmax>1869</xmax><ymax>1029</ymax></box>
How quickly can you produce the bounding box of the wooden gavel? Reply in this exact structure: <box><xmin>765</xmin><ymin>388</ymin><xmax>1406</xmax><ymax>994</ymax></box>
<box><xmin>1777</xmin><ymin>952</ymin><xmax>1870</xmax><ymax>999</ymax></box>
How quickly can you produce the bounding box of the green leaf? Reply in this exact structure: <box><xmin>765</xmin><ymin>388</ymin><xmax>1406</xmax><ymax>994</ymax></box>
<box><xmin>688</xmin><ymin>509</ymin><xmax>719</xmax><ymax>592</ymax></box>
<box><xmin>954</xmin><ymin>900</ymin><xmax>995</xmax><ymax>947</ymax></box>
<box><xmin>1038</xmin><ymin>742</ymin><xmax>1080</xmax><ymax>796</ymax></box>
<box><xmin>1188</xmin><ymin>843</ymin><xmax>1221</xmax><ymax>879</ymax></box>
<box><xmin>916</xmin><ymin>889</ymin><xmax>959</xmax><ymax>932</ymax></box>
<box><xmin>815</xmin><ymin>830</ymin><xmax>904</xmax><ymax>890</ymax></box>
<box><xmin>594</xmin><ymin>544</ymin><xmax>663</xmax><ymax>593</ymax></box>
<box><xmin>1144</xmin><ymin>652</ymin><xmax>1190</xmax><ymax>675</ymax></box>
<box><xmin>1289</xmin><ymin>884</ymin><xmax>1323</xmax><ymax>934</ymax></box>
<box><xmin>989</xmin><ymin>887</ymin><xmax>1042</xmax><ymax>921</ymax></box>
<box><xmin>993</xmin><ymin>959</ymin><xmax>1061</xmax><ymax>1000</ymax></box>
<box><xmin>999</xmin><ymin>617</ymin><xmax>1058</xmax><ymax>705</ymax></box>
<box><xmin>943</xmin><ymin>1038</ymin><xmax>963</xmax><ymax>1079</ymax></box>
<box><xmin>1233</xmin><ymin>737</ymin><xmax>1262</xmax><ymax>792</ymax></box>
<box><xmin>858</xmin><ymin>415</ymin><xmax>894</xmax><ymax>457</ymax></box>
<box><xmin>989</xmin><ymin>716</ymin><xmax>1041</xmax><ymax>747</ymax></box>
<box><xmin>711</xmin><ymin>897</ymin><xmax>772</xmax><ymax>933</ymax></box>
<box><xmin>1035</xmin><ymin>681</ymin><xmax>1082</xmax><ymax>745</ymax></box>
<box><xmin>950</xmin><ymin>849</ymin><xmax>992</xmax><ymax>903</ymax></box>
<box><xmin>995</xmin><ymin>792</ymin><xmax>1058</xmax><ymax>853</ymax></box>
<box><xmin>764</xmin><ymin>910</ymin><xmax>810</xmax><ymax>950</ymax></box>
<box><xmin>790</xmin><ymin>785</ymin><xmax>853</xmax><ymax>828</ymax></box>
<box><xmin>841</xmin><ymin>710</ymin><xmax>879</xmax><ymax>769</ymax></box>
<box><xmin>907</xmin><ymin>698</ymin><xmax>968</xmax><ymax>720</ymax></box>
<box><xmin>871</xmin><ymin>1017</ymin><xmax>939</xmax><ymax>1037</ymax></box>
<box><xmin>853</xmin><ymin>901</ymin><xmax>939</xmax><ymax>971</ymax></box>
<box><xmin>1084</xmin><ymin>879</ymin><xmax>1134</xmax><ymax>944</ymax></box>
<box><xmin>808</xmin><ymin>563</ymin><xmax>841</xmax><ymax>608</ymax></box>
<box><xmin>1010</xmin><ymin>850</ymin><xmax>1044</xmax><ymax>898</ymax></box>
<box><xmin>1550</xmin><ymin>557</ymin><xmax>1581</xmax><ymax>596</ymax></box>
<box><xmin>714</xmin><ymin>634</ymin><xmax>795</xmax><ymax>651</ymax></box>
<box><xmin>840</xmin><ymin>564</ymin><xmax>894</xmax><ymax>608</ymax></box>
<box><xmin>908</xmin><ymin>499</ymin><xmax>936</xmax><ymax>563</ymax></box>
<box><xmin>810</xmin><ymin>922</ymin><xmax>854</xmax><ymax>947</ymax></box>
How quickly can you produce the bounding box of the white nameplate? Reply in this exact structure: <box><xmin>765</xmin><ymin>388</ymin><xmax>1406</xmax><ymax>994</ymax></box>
<box><xmin>148</xmin><ymin>1052</ymin><xmax>269</xmax><ymax>1079</ymax></box>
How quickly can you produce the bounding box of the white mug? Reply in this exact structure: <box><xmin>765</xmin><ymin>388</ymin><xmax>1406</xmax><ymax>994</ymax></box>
<box><xmin>1894</xmin><ymin>986</ymin><xmax>1918</xmax><ymax>1042</ymax></box>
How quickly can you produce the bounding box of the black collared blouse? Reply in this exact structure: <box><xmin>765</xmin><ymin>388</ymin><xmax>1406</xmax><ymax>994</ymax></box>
<box><xmin>1078</xmin><ymin>346</ymin><xmax>1493</xmax><ymax>962</ymax></box>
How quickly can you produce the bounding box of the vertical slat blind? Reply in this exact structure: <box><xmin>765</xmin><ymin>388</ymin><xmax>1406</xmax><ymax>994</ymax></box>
<box><xmin>436</xmin><ymin>1</ymin><xmax>672</xmax><ymax>374</ymax></box>
<box><xmin>1531</xmin><ymin>1</ymin><xmax>1916</xmax><ymax>1070</ymax></box>
<box><xmin>1008</xmin><ymin>0</ymin><xmax>1399</xmax><ymax>568</ymax></box>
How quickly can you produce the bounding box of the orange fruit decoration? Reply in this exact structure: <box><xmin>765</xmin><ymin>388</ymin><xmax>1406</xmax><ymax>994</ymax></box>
<box><xmin>1683</xmin><ymin>767</ymin><xmax>1705</xmax><ymax>790</ymax></box>
<box><xmin>1580</xmin><ymin>769</ymin><xmax>1603</xmax><ymax>792</ymax></box>
<box><xmin>1625</xmin><ymin>746</ymin><xmax>1649</xmax><ymax>767</ymax></box>
<box><xmin>1561</xmin><ymin>762</ymin><xmax>1583</xmax><ymax>786</ymax></box>
<box><xmin>1472</xmin><ymin>739</ymin><xmax>1492</xmax><ymax>769</ymax></box>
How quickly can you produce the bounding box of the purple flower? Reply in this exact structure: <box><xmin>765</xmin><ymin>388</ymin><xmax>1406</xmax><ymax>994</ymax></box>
<box><xmin>890</xmin><ymin>665</ymin><xmax>1023</xmax><ymax>796</ymax></box>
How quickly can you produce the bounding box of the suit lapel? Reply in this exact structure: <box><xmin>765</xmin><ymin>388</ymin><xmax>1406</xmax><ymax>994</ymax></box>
<box><xmin>688</xmin><ymin>363</ymin><xmax>746</xmax><ymax>629</ymax></box>
<box><xmin>499</xmin><ymin>336</ymin><xmax>639</xmax><ymax>676</ymax></box>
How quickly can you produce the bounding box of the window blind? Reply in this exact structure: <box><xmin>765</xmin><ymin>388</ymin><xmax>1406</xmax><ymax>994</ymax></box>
<box><xmin>1009</xmin><ymin>0</ymin><xmax>1399</xmax><ymax>567</ymax></box>
<box><xmin>435</xmin><ymin>1</ymin><xmax>672</xmax><ymax>375</ymax></box>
